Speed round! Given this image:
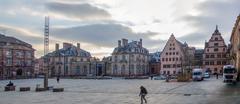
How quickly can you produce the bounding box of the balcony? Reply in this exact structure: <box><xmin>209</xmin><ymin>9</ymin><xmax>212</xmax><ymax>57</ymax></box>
<box><xmin>119</xmin><ymin>59</ymin><xmax>128</xmax><ymax>63</ymax></box>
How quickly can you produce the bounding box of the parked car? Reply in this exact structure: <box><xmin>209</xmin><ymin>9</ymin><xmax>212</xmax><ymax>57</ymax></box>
<box><xmin>204</xmin><ymin>72</ymin><xmax>210</xmax><ymax>78</ymax></box>
<box><xmin>153</xmin><ymin>75</ymin><xmax>166</xmax><ymax>80</ymax></box>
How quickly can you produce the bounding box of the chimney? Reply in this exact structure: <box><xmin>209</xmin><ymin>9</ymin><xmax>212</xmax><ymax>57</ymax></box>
<box><xmin>122</xmin><ymin>38</ymin><xmax>128</xmax><ymax>46</ymax></box>
<box><xmin>118</xmin><ymin>40</ymin><xmax>121</xmax><ymax>47</ymax></box>
<box><xmin>55</xmin><ymin>43</ymin><xmax>59</xmax><ymax>51</ymax></box>
<box><xmin>63</xmin><ymin>42</ymin><xmax>72</xmax><ymax>49</ymax></box>
<box><xmin>77</xmin><ymin>43</ymin><xmax>80</xmax><ymax>49</ymax></box>
<box><xmin>139</xmin><ymin>38</ymin><xmax>142</xmax><ymax>47</ymax></box>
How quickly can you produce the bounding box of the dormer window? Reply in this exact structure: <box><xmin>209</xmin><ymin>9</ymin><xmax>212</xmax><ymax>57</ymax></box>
<box><xmin>215</xmin><ymin>37</ymin><xmax>218</xmax><ymax>41</ymax></box>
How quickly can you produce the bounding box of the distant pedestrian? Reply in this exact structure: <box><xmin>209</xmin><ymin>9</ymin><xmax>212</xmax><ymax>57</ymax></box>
<box><xmin>6</xmin><ymin>81</ymin><xmax>14</xmax><ymax>86</ymax></box>
<box><xmin>150</xmin><ymin>75</ymin><xmax>153</xmax><ymax>80</ymax></box>
<box><xmin>57</xmin><ymin>76</ymin><xmax>60</xmax><ymax>83</ymax></box>
<box><xmin>216</xmin><ymin>73</ymin><xmax>218</xmax><ymax>79</ymax></box>
<box><xmin>139</xmin><ymin>86</ymin><xmax>147</xmax><ymax>104</ymax></box>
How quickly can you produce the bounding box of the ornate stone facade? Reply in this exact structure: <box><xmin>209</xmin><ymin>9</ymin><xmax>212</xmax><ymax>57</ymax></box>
<box><xmin>0</xmin><ymin>34</ymin><xmax>35</xmax><ymax>79</ymax></box>
<box><xmin>45</xmin><ymin>43</ymin><xmax>98</xmax><ymax>77</ymax></box>
<box><xmin>203</xmin><ymin>26</ymin><xmax>228</xmax><ymax>74</ymax></box>
<box><xmin>111</xmin><ymin>39</ymin><xmax>149</xmax><ymax>76</ymax></box>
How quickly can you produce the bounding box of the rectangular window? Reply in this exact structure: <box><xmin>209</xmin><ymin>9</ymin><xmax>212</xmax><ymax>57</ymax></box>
<box><xmin>6</xmin><ymin>59</ymin><xmax>12</xmax><ymax>66</ymax></box>
<box><xmin>214</xmin><ymin>48</ymin><xmax>218</xmax><ymax>52</ymax></box>
<box><xmin>177</xmin><ymin>64</ymin><xmax>181</xmax><ymax>68</ymax></box>
<box><xmin>166</xmin><ymin>52</ymin><xmax>168</xmax><ymax>55</ymax></box>
<box><xmin>169</xmin><ymin>58</ymin><xmax>171</xmax><ymax>61</ymax></box>
<box><xmin>162</xmin><ymin>58</ymin><xmax>164</xmax><ymax>61</ymax></box>
<box><xmin>173</xmin><ymin>64</ymin><xmax>176</xmax><ymax>68</ymax></box>
<box><xmin>205</xmin><ymin>62</ymin><xmax>209</xmax><ymax>65</ymax></box>
<box><xmin>210</xmin><ymin>61</ymin><xmax>214</xmax><ymax>65</ymax></box>
<box><xmin>222</xmin><ymin>61</ymin><xmax>226</xmax><ymax>65</ymax></box>
<box><xmin>217</xmin><ymin>54</ymin><xmax>221</xmax><ymax>58</ymax></box>
<box><xmin>172</xmin><ymin>58</ymin><xmax>175</xmax><ymax>61</ymax></box>
<box><xmin>206</xmin><ymin>55</ymin><xmax>209</xmax><ymax>58</ymax></box>
<box><xmin>6</xmin><ymin>50</ymin><xmax>12</xmax><ymax>58</ymax></box>
<box><xmin>214</xmin><ymin>43</ymin><xmax>218</xmax><ymax>46</ymax></box>
<box><xmin>166</xmin><ymin>65</ymin><xmax>171</xmax><ymax>68</ymax></box>
<box><xmin>173</xmin><ymin>52</ymin><xmax>175</xmax><ymax>55</ymax></box>
<box><xmin>222</xmin><ymin>54</ymin><xmax>226</xmax><ymax>58</ymax></box>
<box><xmin>166</xmin><ymin>58</ymin><xmax>168</xmax><ymax>61</ymax></box>
<box><xmin>210</xmin><ymin>54</ymin><xmax>214</xmax><ymax>58</ymax></box>
<box><xmin>217</xmin><ymin>61</ymin><xmax>221</xmax><ymax>65</ymax></box>
<box><xmin>26</xmin><ymin>51</ymin><xmax>32</xmax><ymax>58</ymax></box>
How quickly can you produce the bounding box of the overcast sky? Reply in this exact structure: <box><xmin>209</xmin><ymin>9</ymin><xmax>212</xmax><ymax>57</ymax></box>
<box><xmin>0</xmin><ymin>0</ymin><xmax>239</xmax><ymax>59</ymax></box>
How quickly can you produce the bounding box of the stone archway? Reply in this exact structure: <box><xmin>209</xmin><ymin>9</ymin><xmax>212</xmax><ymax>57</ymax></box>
<box><xmin>17</xmin><ymin>69</ymin><xmax>23</xmax><ymax>76</ymax></box>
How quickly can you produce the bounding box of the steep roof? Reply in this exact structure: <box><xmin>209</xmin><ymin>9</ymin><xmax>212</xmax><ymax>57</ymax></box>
<box><xmin>150</xmin><ymin>51</ymin><xmax>161</xmax><ymax>62</ymax></box>
<box><xmin>0</xmin><ymin>34</ymin><xmax>32</xmax><ymax>48</ymax></box>
<box><xmin>46</xmin><ymin>44</ymin><xmax>91</xmax><ymax>57</ymax></box>
<box><xmin>230</xmin><ymin>15</ymin><xmax>240</xmax><ymax>41</ymax></box>
<box><xmin>112</xmin><ymin>40</ymin><xmax>149</xmax><ymax>54</ymax></box>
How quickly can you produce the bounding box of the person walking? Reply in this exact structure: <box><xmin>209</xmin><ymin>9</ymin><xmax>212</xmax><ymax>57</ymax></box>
<box><xmin>57</xmin><ymin>75</ymin><xmax>60</xmax><ymax>83</ymax></box>
<box><xmin>216</xmin><ymin>73</ymin><xmax>218</xmax><ymax>79</ymax></box>
<box><xmin>139</xmin><ymin>86</ymin><xmax>147</xmax><ymax>104</ymax></box>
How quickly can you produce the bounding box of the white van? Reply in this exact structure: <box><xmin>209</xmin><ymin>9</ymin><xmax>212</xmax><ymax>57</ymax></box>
<box><xmin>192</xmin><ymin>68</ymin><xmax>204</xmax><ymax>81</ymax></box>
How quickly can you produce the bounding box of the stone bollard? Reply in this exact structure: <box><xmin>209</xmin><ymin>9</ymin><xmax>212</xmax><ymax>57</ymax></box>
<box><xmin>5</xmin><ymin>86</ymin><xmax>16</xmax><ymax>91</ymax></box>
<box><xmin>52</xmin><ymin>88</ymin><xmax>64</xmax><ymax>92</ymax></box>
<box><xmin>35</xmin><ymin>84</ymin><xmax>47</xmax><ymax>92</ymax></box>
<box><xmin>20</xmin><ymin>87</ymin><xmax>31</xmax><ymax>91</ymax></box>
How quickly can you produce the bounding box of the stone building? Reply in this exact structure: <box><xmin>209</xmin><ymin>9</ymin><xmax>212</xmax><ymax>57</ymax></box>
<box><xmin>102</xmin><ymin>56</ymin><xmax>112</xmax><ymax>76</ymax></box>
<box><xmin>160</xmin><ymin>34</ymin><xmax>194</xmax><ymax>75</ymax></box>
<box><xmin>230</xmin><ymin>15</ymin><xmax>240</xmax><ymax>73</ymax></box>
<box><xmin>111</xmin><ymin>38</ymin><xmax>149</xmax><ymax>76</ymax></box>
<box><xmin>149</xmin><ymin>52</ymin><xmax>161</xmax><ymax>75</ymax></box>
<box><xmin>193</xmin><ymin>49</ymin><xmax>204</xmax><ymax>68</ymax></box>
<box><xmin>45</xmin><ymin>43</ymin><xmax>98</xmax><ymax>77</ymax></box>
<box><xmin>203</xmin><ymin>26</ymin><xmax>228</xmax><ymax>74</ymax></box>
<box><xmin>0</xmin><ymin>34</ymin><xmax>35</xmax><ymax>79</ymax></box>
<box><xmin>34</xmin><ymin>58</ymin><xmax>44</xmax><ymax>75</ymax></box>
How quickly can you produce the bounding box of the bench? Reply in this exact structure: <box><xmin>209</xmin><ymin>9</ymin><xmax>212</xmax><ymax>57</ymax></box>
<box><xmin>5</xmin><ymin>86</ymin><xmax>16</xmax><ymax>91</ymax></box>
<box><xmin>35</xmin><ymin>87</ymin><xmax>47</xmax><ymax>92</ymax></box>
<box><xmin>20</xmin><ymin>87</ymin><xmax>31</xmax><ymax>91</ymax></box>
<box><xmin>53</xmin><ymin>88</ymin><xmax>64</xmax><ymax>92</ymax></box>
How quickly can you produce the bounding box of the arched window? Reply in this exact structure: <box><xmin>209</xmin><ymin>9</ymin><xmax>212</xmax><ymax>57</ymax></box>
<box><xmin>83</xmin><ymin>66</ymin><xmax>87</xmax><ymax>75</ymax></box>
<box><xmin>113</xmin><ymin>64</ymin><xmax>118</xmax><ymax>75</ymax></box>
<box><xmin>121</xmin><ymin>65</ymin><xmax>126</xmax><ymax>75</ymax></box>
<box><xmin>76</xmin><ymin>65</ymin><xmax>80</xmax><ymax>75</ymax></box>
<box><xmin>130</xmin><ymin>64</ymin><xmax>134</xmax><ymax>75</ymax></box>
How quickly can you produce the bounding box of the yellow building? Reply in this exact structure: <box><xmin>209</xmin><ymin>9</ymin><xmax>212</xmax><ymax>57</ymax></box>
<box><xmin>230</xmin><ymin>15</ymin><xmax>240</xmax><ymax>73</ymax></box>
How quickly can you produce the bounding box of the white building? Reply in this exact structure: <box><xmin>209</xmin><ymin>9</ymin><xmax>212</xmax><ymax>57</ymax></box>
<box><xmin>111</xmin><ymin>38</ymin><xmax>149</xmax><ymax>76</ymax></box>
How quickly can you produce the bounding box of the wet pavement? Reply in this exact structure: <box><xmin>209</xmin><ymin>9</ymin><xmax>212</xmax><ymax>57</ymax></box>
<box><xmin>0</xmin><ymin>77</ymin><xmax>240</xmax><ymax>104</ymax></box>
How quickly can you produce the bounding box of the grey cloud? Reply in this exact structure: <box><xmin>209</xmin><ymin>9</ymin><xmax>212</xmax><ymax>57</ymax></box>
<box><xmin>0</xmin><ymin>26</ymin><xmax>43</xmax><ymax>45</ymax></box>
<box><xmin>51</xmin><ymin>23</ymin><xmax>163</xmax><ymax>50</ymax></box>
<box><xmin>178</xmin><ymin>0</ymin><xmax>240</xmax><ymax>46</ymax></box>
<box><xmin>46</xmin><ymin>2</ymin><xmax>111</xmax><ymax>20</ymax></box>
